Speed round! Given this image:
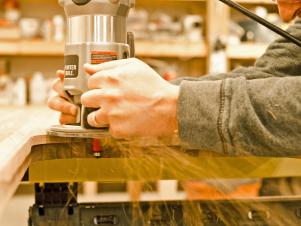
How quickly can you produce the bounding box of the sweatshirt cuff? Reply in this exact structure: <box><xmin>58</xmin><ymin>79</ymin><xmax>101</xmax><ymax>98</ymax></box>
<box><xmin>178</xmin><ymin>80</ymin><xmax>225</xmax><ymax>153</ymax></box>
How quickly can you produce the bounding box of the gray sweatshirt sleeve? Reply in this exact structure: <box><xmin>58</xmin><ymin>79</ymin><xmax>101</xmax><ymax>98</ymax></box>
<box><xmin>178</xmin><ymin>21</ymin><xmax>301</xmax><ymax>157</ymax></box>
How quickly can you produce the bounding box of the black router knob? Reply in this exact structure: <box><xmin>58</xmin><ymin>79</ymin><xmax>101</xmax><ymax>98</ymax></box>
<box><xmin>72</xmin><ymin>0</ymin><xmax>91</xmax><ymax>5</ymax></box>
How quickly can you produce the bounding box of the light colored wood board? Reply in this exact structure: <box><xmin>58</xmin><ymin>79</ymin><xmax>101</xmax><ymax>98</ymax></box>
<box><xmin>0</xmin><ymin>106</ymin><xmax>56</xmax><ymax>140</ymax></box>
<box><xmin>0</xmin><ymin>106</ymin><xmax>58</xmax><ymax>182</ymax></box>
<box><xmin>0</xmin><ymin>156</ymin><xmax>29</xmax><ymax>218</ymax></box>
<box><xmin>0</xmin><ymin>106</ymin><xmax>59</xmax><ymax>216</ymax></box>
<box><xmin>0</xmin><ymin>133</ymin><xmax>79</xmax><ymax>216</ymax></box>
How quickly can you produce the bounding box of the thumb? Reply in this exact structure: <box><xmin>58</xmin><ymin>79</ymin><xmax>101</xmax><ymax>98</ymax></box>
<box><xmin>56</xmin><ymin>70</ymin><xmax>65</xmax><ymax>80</ymax></box>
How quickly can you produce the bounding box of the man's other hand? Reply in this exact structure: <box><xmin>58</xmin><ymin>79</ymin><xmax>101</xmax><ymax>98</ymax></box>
<box><xmin>48</xmin><ymin>70</ymin><xmax>78</xmax><ymax>124</ymax></box>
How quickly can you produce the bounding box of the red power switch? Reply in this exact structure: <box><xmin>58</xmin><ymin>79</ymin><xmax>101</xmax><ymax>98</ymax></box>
<box><xmin>92</xmin><ymin>139</ymin><xmax>102</xmax><ymax>158</ymax></box>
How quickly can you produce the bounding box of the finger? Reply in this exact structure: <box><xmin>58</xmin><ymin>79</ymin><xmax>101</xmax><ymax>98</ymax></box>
<box><xmin>81</xmin><ymin>89</ymin><xmax>120</xmax><ymax>108</ymax></box>
<box><xmin>87</xmin><ymin>109</ymin><xmax>109</xmax><ymax>128</ymax></box>
<box><xmin>87</xmin><ymin>69</ymin><xmax>120</xmax><ymax>90</ymax></box>
<box><xmin>81</xmin><ymin>89</ymin><xmax>105</xmax><ymax>108</ymax></box>
<box><xmin>59</xmin><ymin>113</ymin><xmax>77</xmax><ymax>125</ymax></box>
<box><xmin>48</xmin><ymin>95</ymin><xmax>78</xmax><ymax>115</ymax></box>
<box><xmin>84</xmin><ymin>58</ymin><xmax>137</xmax><ymax>75</ymax></box>
<box><xmin>52</xmin><ymin>78</ymin><xmax>66</xmax><ymax>97</ymax></box>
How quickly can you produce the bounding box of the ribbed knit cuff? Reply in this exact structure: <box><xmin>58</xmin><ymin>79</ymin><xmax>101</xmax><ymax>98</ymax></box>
<box><xmin>178</xmin><ymin>80</ymin><xmax>225</xmax><ymax>153</ymax></box>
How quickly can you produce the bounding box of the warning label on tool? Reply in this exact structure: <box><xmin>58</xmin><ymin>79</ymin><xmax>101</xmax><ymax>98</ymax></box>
<box><xmin>91</xmin><ymin>51</ymin><xmax>118</xmax><ymax>64</ymax></box>
<box><xmin>64</xmin><ymin>55</ymin><xmax>79</xmax><ymax>78</ymax></box>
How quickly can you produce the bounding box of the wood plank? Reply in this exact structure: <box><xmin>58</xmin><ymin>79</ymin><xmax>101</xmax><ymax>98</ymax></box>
<box><xmin>0</xmin><ymin>106</ymin><xmax>58</xmax><ymax>216</ymax></box>
<box><xmin>0</xmin><ymin>107</ymin><xmax>58</xmax><ymax>180</ymax></box>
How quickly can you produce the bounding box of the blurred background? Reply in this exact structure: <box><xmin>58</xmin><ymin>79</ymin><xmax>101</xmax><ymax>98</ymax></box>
<box><xmin>0</xmin><ymin>0</ymin><xmax>290</xmax><ymax>108</ymax></box>
<box><xmin>0</xmin><ymin>0</ymin><xmax>295</xmax><ymax>225</ymax></box>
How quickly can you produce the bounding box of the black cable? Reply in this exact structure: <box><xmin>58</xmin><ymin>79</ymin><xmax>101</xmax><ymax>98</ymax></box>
<box><xmin>218</xmin><ymin>0</ymin><xmax>301</xmax><ymax>47</ymax></box>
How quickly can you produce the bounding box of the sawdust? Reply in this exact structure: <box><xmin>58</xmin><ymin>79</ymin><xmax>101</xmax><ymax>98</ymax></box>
<box><xmin>57</xmin><ymin>137</ymin><xmax>299</xmax><ymax>225</ymax></box>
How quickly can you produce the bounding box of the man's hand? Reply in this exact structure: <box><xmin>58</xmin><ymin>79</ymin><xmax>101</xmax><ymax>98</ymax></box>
<box><xmin>81</xmin><ymin>58</ymin><xmax>180</xmax><ymax>139</ymax></box>
<box><xmin>48</xmin><ymin>70</ymin><xmax>78</xmax><ymax>124</ymax></box>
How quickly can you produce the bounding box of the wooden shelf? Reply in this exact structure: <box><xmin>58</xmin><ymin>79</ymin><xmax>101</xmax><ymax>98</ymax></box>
<box><xmin>0</xmin><ymin>40</ymin><xmax>207</xmax><ymax>58</ymax></box>
<box><xmin>136</xmin><ymin>40</ymin><xmax>207</xmax><ymax>58</ymax></box>
<box><xmin>0</xmin><ymin>40</ymin><xmax>64</xmax><ymax>56</ymax></box>
<box><xmin>235</xmin><ymin>0</ymin><xmax>276</xmax><ymax>4</ymax></box>
<box><xmin>138</xmin><ymin>0</ymin><xmax>206</xmax><ymax>2</ymax></box>
<box><xmin>226</xmin><ymin>43</ymin><xmax>268</xmax><ymax>60</ymax></box>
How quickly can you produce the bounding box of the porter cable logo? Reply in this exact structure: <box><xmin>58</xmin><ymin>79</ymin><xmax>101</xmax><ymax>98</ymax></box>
<box><xmin>64</xmin><ymin>55</ymin><xmax>79</xmax><ymax>78</ymax></box>
<box><xmin>91</xmin><ymin>51</ymin><xmax>118</xmax><ymax>64</ymax></box>
<box><xmin>65</xmin><ymin>65</ymin><xmax>77</xmax><ymax>76</ymax></box>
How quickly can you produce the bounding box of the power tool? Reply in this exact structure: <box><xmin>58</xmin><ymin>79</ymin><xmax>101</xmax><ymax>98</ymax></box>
<box><xmin>49</xmin><ymin>0</ymin><xmax>301</xmax><ymax>139</ymax></box>
<box><xmin>49</xmin><ymin>0</ymin><xmax>135</xmax><ymax>138</ymax></box>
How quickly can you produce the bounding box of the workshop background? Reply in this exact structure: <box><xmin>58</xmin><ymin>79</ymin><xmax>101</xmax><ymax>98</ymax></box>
<box><xmin>0</xmin><ymin>0</ymin><xmax>296</xmax><ymax>225</ymax></box>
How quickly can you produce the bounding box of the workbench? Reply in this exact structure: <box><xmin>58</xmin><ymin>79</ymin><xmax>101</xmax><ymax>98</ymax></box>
<box><xmin>2</xmin><ymin>106</ymin><xmax>301</xmax><ymax>225</ymax></box>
